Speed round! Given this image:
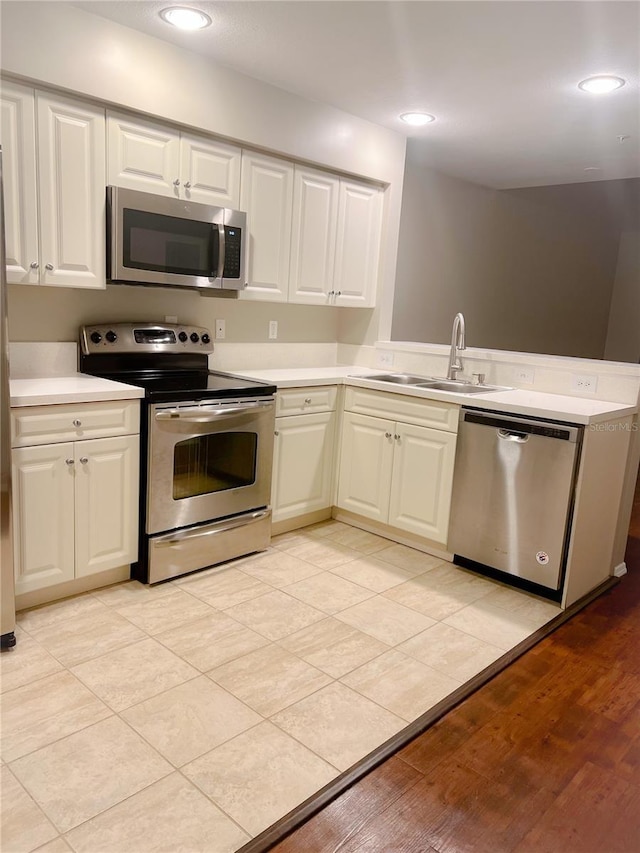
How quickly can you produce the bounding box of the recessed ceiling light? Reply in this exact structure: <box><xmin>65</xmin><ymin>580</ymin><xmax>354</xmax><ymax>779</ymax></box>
<box><xmin>578</xmin><ymin>75</ymin><xmax>626</xmax><ymax>94</ymax></box>
<box><xmin>400</xmin><ymin>112</ymin><xmax>436</xmax><ymax>126</ymax></box>
<box><xmin>160</xmin><ymin>7</ymin><xmax>212</xmax><ymax>30</ymax></box>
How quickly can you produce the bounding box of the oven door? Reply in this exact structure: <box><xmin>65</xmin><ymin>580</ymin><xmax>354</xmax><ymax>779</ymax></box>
<box><xmin>147</xmin><ymin>397</ymin><xmax>275</xmax><ymax>535</ymax></box>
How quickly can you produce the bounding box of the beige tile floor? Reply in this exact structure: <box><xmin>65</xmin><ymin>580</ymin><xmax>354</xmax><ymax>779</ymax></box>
<box><xmin>0</xmin><ymin>520</ymin><xmax>561</xmax><ymax>853</ymax></box>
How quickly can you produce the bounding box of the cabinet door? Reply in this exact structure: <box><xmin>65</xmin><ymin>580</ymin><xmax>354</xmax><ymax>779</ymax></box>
<box><xmin>272</xmin><ymin>412</ymin><xmax>336</xmax><ymax>522</ymax></box>
<box><xmin>0</xmin><ymin>81</ymin><xmax>39</xmax><ymax>284</ymax></box>
<box><xmin>239</xmin><ymin>152</ymin><xmax>293</xmax><ymax>302</ymax></box>
<box><xmin>180</xmin><ymin>134</ymin><xmax>241</xmax><ymax>207</ymax></box>
<box><xmin>75</xmin><ymin>435</ymin><xmax>140</xmax><ymax>578</ymax></box>
<box><xmin>12</xmin><ymin>443</ymin><xmax>75</xmax><ymax>595</ymax></box>
<box><xmin>388</xmin><ymin>423</ymin><xmax>457</xmax><ymax>543</ymax></box>
<box><xmin>334</xmin><ymin>181</ymin><xmax>383</xmax><ymax>307</ymax></box>
<box><xmin>107</xmin><ymin>112</ymin><xmax>180</xmax><ymax>196</ymax></box>
<box><xmin>289</xmin><ymin>167</ymin><xmax>339</xmax><ymax>304</ymax></box>
<box><xmin>37</xmin><ymin>93</ymin><xmax>106</xmax><ymax>289</ymax></box>
<box><xmin>337</xmin><ymin>412</ymin><xmax>393</xmax><ymax>523</ymax></box>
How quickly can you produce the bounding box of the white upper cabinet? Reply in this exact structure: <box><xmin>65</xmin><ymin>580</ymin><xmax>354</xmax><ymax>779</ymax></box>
<box><xmin>108</xmin><ymin>113</ymin><xmax>180</xmax><ymax>196</ymax></box>
<box><xmin>288</xmin><ymin>166</ymin><xmax>339</xmax><ymax>304</ymax></box>
<box><xmin>107</xmin><ymin>113</ymin><xmax>241</xmax><ymax>207</ymax></box>
<box><xmin>333</xmin><ymin>180</ymin><xmax>383</xmax><ymax>307</ymax></box>
<box><xmin>179</xmin><ymin>132</ymin><xmax>241</xmax><ymax>207</ymax></box>
<box><xmin>0</xmin><ymin>81</ymin><xmax>39</xmax><ymax>284</ymax></box>
<box><xmin>37</xmin><ymin>93</ymin><xmax>106</xmax><ymax>289</ymax></box>
<box><xmin>239</xmin><ymin>151</ymin><xmax>293</xmax><ymax>302</ymax></box>
<box><xmin>1</xmin><ymin>84</ymin><xmax>106</xmax><ymax>289</ymax></box>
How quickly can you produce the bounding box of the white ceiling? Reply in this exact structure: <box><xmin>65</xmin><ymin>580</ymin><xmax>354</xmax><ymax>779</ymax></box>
<box><xmin>73</xmin><ymin>0</ymin><xmax>640</xmax><ymax>189</ymax></box>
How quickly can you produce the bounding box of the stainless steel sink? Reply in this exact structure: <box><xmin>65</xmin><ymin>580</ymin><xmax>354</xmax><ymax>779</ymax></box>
<box><xmin>415</xmin><ymin>379</ymin><xmax>507</xmax><ymax>394</ymax></box>
<box><xmin>365</xmin><ymin>373</ymin><xmax>430</xmax><ymax>385</ymax></box>
<box><xmin>361</xmin><ymin>373</ymin><xmax>511</xmax><ymax>394</ymax></box>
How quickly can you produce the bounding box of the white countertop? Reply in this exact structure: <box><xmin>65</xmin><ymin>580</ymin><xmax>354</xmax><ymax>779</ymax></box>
<box><xmin>10</xmin><ymin>375</ymin><xmax>145</xmax><ymax>407</ymax></box>
<box><xmin>234</xmin><ymin>367</ymin><xmax>637</xmax><ymax>425</ymax></box>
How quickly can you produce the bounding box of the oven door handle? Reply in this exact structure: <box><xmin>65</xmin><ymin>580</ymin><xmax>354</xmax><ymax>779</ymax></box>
<box><xmin>155</xmin><ymin>509</ymin><xmax>271</xmax><ymax>546</ymax></box>
<box><xmin>155</xmin><ymin>400</ymin><xmax>274</xmax><ymax>422</ymax></box>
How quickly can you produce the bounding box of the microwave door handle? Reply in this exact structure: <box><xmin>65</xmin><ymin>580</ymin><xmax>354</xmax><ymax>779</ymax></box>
<box><xmin>216</xmin><ymin>222</ymin><xmax>226</xmax><ymax>280</ymax></box>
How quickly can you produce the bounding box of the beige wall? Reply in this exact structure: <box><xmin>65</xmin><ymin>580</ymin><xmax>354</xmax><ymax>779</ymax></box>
<box><xmin>392</xmin><ymin>140</ymin><xmax>638</xmax><ymax>358</ymax></box>
<box><xmin>7</xmin><ymin>284</ymin><xmax>339</xmax><ymax>344</ymax></box>
<box><xmin>604</xmin><ymin>232</ymin><xmax>640</xmax><ymax>363</ymax></box>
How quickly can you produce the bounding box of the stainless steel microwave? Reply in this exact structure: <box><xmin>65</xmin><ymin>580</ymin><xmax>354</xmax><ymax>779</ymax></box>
<box><xmin>106</xmin><ymin>186</ymin><xmax>246</xmax><ymax>291</ymax></box>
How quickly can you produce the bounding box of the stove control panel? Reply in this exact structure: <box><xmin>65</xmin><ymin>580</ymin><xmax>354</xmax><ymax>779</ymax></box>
<box><xmin>80</xmin><ymin>323</ymin><xmax>214</xmax><ymax>355</ymax></box>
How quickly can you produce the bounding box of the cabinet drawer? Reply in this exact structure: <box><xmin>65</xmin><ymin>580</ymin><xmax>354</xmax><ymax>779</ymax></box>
<box><xmin>344</xmin><ymin>387</ymin><xmax>458</xmax><ymax>433</ymax></box>
<box><xmin>11</xmin><ymin>400</ymin><xmax>140</xmax><ymax>447</ymax></box>
<box><xmin>276</xmin><ymin>385</ymin><xmax>337</xmax><ymax>416</ymax></box>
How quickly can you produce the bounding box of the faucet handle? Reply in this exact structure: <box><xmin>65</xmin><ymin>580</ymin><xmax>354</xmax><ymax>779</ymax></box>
<box><xmin>472</xmin><ymin>372</ymin><xmax>486</xmax><ymax>385</ymax></box>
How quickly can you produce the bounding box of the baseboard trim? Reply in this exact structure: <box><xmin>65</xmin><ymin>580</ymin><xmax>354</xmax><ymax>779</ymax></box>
<box><xmin>236</xmin><ymin>574</ymin><xmax>620</xmax><ymax>853</ymax></box>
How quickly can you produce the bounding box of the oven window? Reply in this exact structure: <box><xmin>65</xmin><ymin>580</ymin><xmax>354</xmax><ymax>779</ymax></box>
<box><xmin>123</xmin><ymin>208</ymin><xmax>217</xmax><ymax>277</ymax></box>
<box><xmin>173</xmin><ymin>432</ymin><xmax>257</xmax><ymax>500</ymax></box>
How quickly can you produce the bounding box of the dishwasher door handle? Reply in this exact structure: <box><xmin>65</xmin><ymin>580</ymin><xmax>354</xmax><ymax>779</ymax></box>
<box><xmin>498</xmin><ymin>428</ymin><xmax>529</xmax><ymax>443</ymax></box>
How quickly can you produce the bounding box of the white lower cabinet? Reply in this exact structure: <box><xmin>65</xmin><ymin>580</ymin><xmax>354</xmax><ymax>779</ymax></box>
<box><xmin>271</xmin><ymin>386</ymin><xmax>337</xmax><ymax>523</ymax></box>
<box><xmin>11</xmin><ymin>402</ymin><xmax>140</xmax><ymax>596</ymax></box>
<box><xmin>337</xmin><ymin>389</ymin><xmax>458</xmax><ymax>544</ymax></box>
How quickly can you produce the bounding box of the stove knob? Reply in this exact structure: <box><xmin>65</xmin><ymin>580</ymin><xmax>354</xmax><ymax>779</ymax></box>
<box><xmin>201</xmin><ymin>333</ymin><xmax>211</xmax><ymax>345</ymax></box>
<box><xmin>90</xmin><ymin>331</ymin><xmax>102</xmax><ymax>344</ymax></box>
<box><xmin>105</xmin><ymin>330</ymin><xmax>118</xmax><ymax>343</ymax></box>
<box><xmin>178</xmin><ymin>331</ymin><xmax>188</xmax><ymax>343</ymax></box>
<box><xmin>190</xmin><ymin>332</ymin><xmax>200</xmax><ymax>343</ymax></box>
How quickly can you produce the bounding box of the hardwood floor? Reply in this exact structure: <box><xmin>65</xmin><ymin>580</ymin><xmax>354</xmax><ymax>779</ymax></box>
<box><xmin>273</xmin><ymin>476</ymin><xmax>640</xmax><ymax>853</ymax></box>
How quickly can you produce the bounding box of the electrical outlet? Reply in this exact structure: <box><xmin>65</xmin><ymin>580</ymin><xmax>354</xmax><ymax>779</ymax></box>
<box><xmin>165</xmin><ymin>315</ymin><xmax>178</xmax><ymax>324</ymax></box>
<box><xmin>215</xmin><ymin>319</ymin><xmax>225</xmax><ymax>340</ymax></box>
<box><xmin>515</xmin><ymin>367</ymin><xmax>535</xmax><ymax>385</ymax></box>
<box><xmin>268</xmin><ymin>320</ymin><xmax>278</xmax><ymax>340</ymax></box>
<box><xmin>571</xmin><ymin>373</ymin><xmax>598</xmax><ymax>394</ymax></box>
<box><xmin>376</xmin><ymin>350</ymin><xmax>394</xmax><ymax>368</ymax></box>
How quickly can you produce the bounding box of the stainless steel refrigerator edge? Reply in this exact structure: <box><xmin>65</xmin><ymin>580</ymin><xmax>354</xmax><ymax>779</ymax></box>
<box><xmin>0</xmin><ymin>147</ymin><xmax>16</xmax><ymax>648</ymax></box>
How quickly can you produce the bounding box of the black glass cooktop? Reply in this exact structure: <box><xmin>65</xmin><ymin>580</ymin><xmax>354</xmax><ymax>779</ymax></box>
<box><xmin>96</xmin><ymin>370</ymin><xmax>276</xmax><ymax>403</ymax></box>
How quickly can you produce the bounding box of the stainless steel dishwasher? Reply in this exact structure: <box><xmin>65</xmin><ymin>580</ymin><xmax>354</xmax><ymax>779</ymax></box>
<box><xmin>448</xmin><ymin>409</ymin><xmax>583</xmax><ymax>596</ymax></box>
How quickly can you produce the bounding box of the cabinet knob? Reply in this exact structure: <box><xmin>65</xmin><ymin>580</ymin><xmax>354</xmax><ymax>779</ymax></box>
<box><xmin>184</xmin><ymin>181</ymin><xmax>192</xmax><ymax>189</ymax></box>
<box><xmin>45</xmin><ymin>263</ymin><xmax>54</xmax><ymax>271</ymax></box>
<box><xmin>328</xmin><ymin>291</ymin><xmax>334</xmax><ymax>297</ymax></box>
<box><xmin>30</xmin><ymin>261</ymin><xmax>39</xmax><ymax>270</ymax></box>
<box><xmin>173</xmin><ymin>178</ymin><xmax>181</xmax><ymax>187</ymax></box>
<box><xmin>79</xmin><ymin>456</ymin><xmax>88</xmax><ymax>464</ymax></box>
<box><xmin>274</xmin><ymin>430</ymin><xmax>279</xmax><ymax>436</ymax></box>
<box><xmin>336</xmin><ymin>291</ymin><xmax>342</xmax><ymax>296</ymax></box>
<box><xmin>304</xmin><ymin>398</ymin><xmax>312</xmax><ymax>404</ymax></box>
<box><xmin>73</xmin><ymin>419</ymin><xmax>82</xmax><ymax>427</ymax></box>
<box><xmin>394</xmin><ymin>433</ymin><xmax>401</xmax><ymax>442</ymax></box>
<box><xmin>385</xmin><ymin>432</ymin><xmax>392</xmax><ymax>439</ymax></box>
<box><xmin>65</xmin><ymin>458</ymin><xmax>74</xmax><ymax>466</ymax></box>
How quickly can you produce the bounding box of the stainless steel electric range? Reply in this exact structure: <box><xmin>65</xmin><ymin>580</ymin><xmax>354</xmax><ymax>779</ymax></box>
<box><xmin>80</xmin><ymin>323</ymin><xmax>277</xmax><ymax>584</ymax></box>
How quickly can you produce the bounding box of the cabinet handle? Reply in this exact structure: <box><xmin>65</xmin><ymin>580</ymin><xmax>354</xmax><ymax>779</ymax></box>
<box><xmin>73</xmin><ymin>419</ymin><xmax>82</xmax><ymax>427</ymax></box>
<box><xmin>65</xmin><ymin>458</ymin><xmax>74</xmax><ymax>466</ymax></box>
<box><xmin>274</xmin><ymin>430</ymin><xmax>279</xmax><ymax>436</ymax></box>
<box><xmin>79</xmin><ymin>456</ymin><xmax>88</xmax><ymax>464</ymax></box>
<box><xmin>394</xmin><ymin>433</ymin><xmax>401</xmax><ymax>442</ymax></box>
<box><xmin>385</xmin><ymin>432</ymin><xmax>392</xmax><ymax>439</ymax></box>
<box><xmin>45</xmin><ymin>263</ymin><xmax>54</xmax><ymax>271</ymax></box>
<box><xmin>336</xmin><ymin>291</ymin><xmax>342</xmax><ymax>296</ymax></box>
<box><xmin>304</xmin><ymin>398</ymin><xmax>312</xmax><ymax>404</ymax></box>
<box><xmin>30</xmin><ymin>261</ymin><xmax>39</xmax><ymax>270</ymax></box>
<box><xmin>184</xmin><ymin>181</ymin><xmax>192</xmax><ymax>189</ymax></box>
<box><xmin>173</xmin><ymin>178</ymin><xmax>181</xmax><ymax>187</ymax></box>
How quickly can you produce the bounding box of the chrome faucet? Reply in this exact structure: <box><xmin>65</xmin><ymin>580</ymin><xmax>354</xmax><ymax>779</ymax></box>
<box><xmin>447</xmin><ymin>312</ymin><xmax>466</xmax><ymax>380</ymax></box>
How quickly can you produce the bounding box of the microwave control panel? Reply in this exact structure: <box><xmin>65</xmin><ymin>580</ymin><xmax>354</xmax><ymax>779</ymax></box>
<box><xmin>222</xmin><ymin>226</ymin><xmax>242</xmax><ymax>279</ymax></box>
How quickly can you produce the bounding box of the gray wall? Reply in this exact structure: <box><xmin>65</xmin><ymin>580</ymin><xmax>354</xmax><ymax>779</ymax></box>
<box><xmin>392</xmin><ymin>139</ymin><xmax>639</xmax><ymax>358</ymax></box>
